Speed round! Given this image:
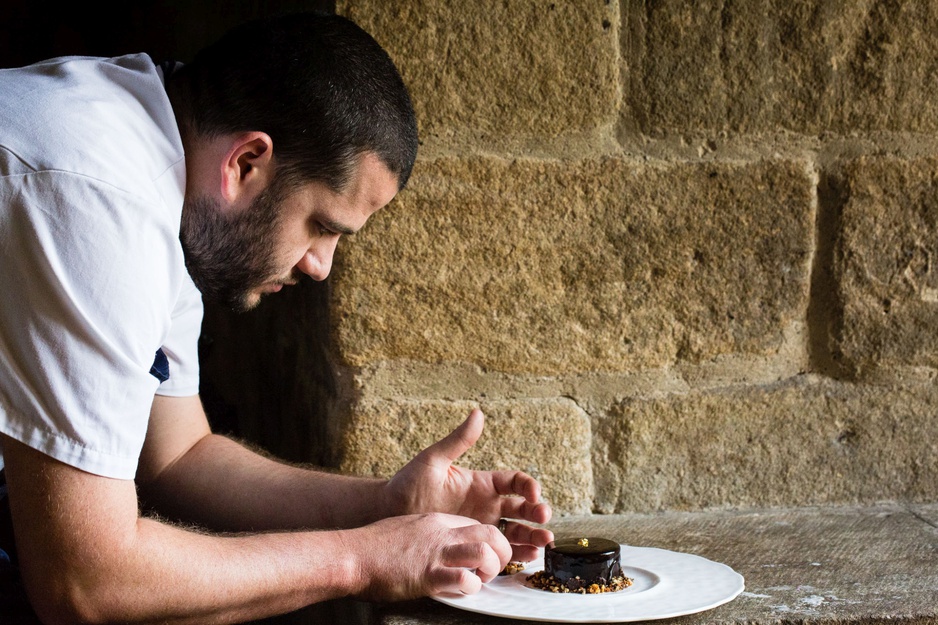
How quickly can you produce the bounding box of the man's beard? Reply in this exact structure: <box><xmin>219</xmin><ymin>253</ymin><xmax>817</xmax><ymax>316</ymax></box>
<box><xmin>179</xmin><ymin>181</ymin><xmax>288</xmax><ymax>312</ymax></box>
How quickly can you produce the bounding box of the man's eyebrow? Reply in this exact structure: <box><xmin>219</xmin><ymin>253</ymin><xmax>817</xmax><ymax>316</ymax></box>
<box><xmin>322</xmin><ymin>218</ymin><xmax>358</xmax><ymax>235</ymax></box>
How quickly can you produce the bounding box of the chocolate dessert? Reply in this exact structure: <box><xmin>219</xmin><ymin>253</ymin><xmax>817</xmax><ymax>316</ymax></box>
<box><xmin>527</xmin><ymin>537</ymin><xmax>633</xmax><ymax>594</ymax></box>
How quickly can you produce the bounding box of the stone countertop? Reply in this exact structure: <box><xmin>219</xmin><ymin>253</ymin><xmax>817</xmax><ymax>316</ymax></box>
<box><xmin>366</xmin><ymin>503</ymin><xmax>938</xmax><ymax>625</ymax></box>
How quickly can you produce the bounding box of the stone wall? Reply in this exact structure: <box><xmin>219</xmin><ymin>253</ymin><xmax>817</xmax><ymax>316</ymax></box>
<box><xmin>327</xmin><ymin>0</ymin><xmax>938</xmax><ymax>515</ymax></box>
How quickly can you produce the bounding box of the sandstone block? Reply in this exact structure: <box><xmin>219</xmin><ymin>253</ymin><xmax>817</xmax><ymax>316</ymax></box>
<box><xmin>337</xmin><ymin>0</ymin><xmax>619</xmax><ymax>145</ymax></box>
<box><xmin>331</xmin><ymin>155</ymin><xmax>814</xmax><ymax>375</ymax></box>
<box><xmin>833</xmin><ymin>156</ymin><xmax>938</xmax><ymax>376</ymax></box>
<box><xmin>593</xmin><ymin>375</ymin><xmax>938</xmax><ymax>513</ymax></box>
<box><xmin>913</xmin><ymin>502</ymin><xmax>938</xmax><ymax>526</ymax></box>
<box><xmin>626</xmin><ymin>0</ymin><xmax>938</xmax><ymax>134</ymax></box>
<box><xmin>337</xmin><ymin>398</ymin><xmax>593</xmax><ymax>514</ymax></box>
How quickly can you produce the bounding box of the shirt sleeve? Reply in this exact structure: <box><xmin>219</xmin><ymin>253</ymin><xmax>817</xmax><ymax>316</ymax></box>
<box><xmin>156</xmin><ymin>272</ymin><xmax>203</xmax><ymax>397</ymax></box>
<box><xmin>0</xmin><ymin>171</ymin><xmax>185</xmax><ymax>479</ymax></box>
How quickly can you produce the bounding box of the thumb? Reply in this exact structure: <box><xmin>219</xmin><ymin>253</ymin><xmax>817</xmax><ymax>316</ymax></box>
<box><xmin>425</xmin><ymin>408</ymin><xmax>484</xmax><ymax>464</ymax></box>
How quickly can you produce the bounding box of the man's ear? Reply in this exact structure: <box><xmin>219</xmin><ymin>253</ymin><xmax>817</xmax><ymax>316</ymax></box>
<box><xmin>220</xmin><ymin>131</ymin><xmax>274</xmax><ymax>205</ymax></box>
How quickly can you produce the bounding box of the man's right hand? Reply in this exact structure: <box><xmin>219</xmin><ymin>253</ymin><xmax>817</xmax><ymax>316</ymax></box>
<box><xmin>344</xmin><ymin>512</ymin><xmax>512</xmax><ymax>601</ymax></box>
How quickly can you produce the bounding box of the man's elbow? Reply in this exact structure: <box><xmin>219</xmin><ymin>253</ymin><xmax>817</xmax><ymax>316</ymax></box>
<box><xmin>22</xmin><ymin>568</ymin><xmax>127</xmax><ymax>625</ymax></box>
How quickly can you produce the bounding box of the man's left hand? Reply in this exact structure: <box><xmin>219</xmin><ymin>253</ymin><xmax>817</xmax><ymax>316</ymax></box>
<box><xmin>384</xmin><ymin>408</ymin><xmax>554</xmax><ymax>563</ymax></box>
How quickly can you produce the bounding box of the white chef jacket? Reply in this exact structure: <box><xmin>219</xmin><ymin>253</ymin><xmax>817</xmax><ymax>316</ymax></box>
<box><xmin>0</xmin><ymin>53</ymin><xmax>202</xmax><ymax>479</ymax></box>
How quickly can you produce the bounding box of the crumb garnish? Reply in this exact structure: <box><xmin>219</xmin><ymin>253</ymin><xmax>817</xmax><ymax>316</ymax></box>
<box><xmin>499</xmin><ymin>561</ymin><xmax>527</xmax><ymax>576</ymax></box>
<box><xmin>526</xmin><ymin>570</ymin><xmax>634</xmax><ymax>594</ymax></box>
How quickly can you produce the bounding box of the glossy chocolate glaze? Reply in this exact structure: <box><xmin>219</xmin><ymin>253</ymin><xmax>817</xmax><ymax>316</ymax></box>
<box><xmin>544</xmin><ymin>537</ymin><xmax>622</xmax><ymax>589</ymax></box>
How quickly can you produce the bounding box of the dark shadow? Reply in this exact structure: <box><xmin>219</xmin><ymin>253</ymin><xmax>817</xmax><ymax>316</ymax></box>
<box><xmin>806</xmin><ymin>167</ymin><xmax>851</xmax><ymax>379</ymax></box>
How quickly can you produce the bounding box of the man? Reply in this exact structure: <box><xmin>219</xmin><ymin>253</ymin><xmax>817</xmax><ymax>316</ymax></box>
<box><xmin>0</xmin><ymin>12</ymin><xmax>553</xmax><ymax>624</ymax></box>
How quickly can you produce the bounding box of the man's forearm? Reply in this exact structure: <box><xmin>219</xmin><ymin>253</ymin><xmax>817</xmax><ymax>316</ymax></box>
<box><xmin>52</xmin><ymin>517</ymin><xmax>361</xmax><ymax>625</ymax></box>
<box><xmin>137</xmin><ymin>395</ymin><xmax>391</xmax><ymax>532</ymax></box>
<box><xmin>2</xmin><ymin>434</ymin><xmax>367</xmax><ymax>625</ymax></box>
<box><xmin>138</xmin><ymin>432</ymin><xmax>390</xmax><ymax>532</ymax></box>
<box><xmin>4</xmin><ymin>433</ymin><xmax>511</xmax><ymax>624</ymax></box>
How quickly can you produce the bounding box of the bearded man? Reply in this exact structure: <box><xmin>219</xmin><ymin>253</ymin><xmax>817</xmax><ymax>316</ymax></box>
<box><xmin>0</xmin><ymin>12</ymin><xmax>551</xmax><ymax>624</ymax></box>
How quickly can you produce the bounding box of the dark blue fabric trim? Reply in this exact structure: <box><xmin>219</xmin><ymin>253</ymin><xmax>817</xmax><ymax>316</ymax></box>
<box><xmin>149</xmin><ymin>348</ymin><xmax>170</xmax><ymax>383</ymax></box>
<box><xmin>0</xmin><ymin>478</ymin><xmax>12</xmax><ymax>571</ymax></box>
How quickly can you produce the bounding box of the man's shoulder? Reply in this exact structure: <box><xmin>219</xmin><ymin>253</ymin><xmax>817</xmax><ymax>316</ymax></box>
<box><xmin>0</xmin><ymin>54</ymin><xmax>184</xmax><ymax>195</ymax></box>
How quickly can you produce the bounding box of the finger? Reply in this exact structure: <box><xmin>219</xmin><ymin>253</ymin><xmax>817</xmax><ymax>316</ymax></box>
<box><xmin>491</xmin><ymin>470</ymin><xmax>541</xmax><ymax>503</ymax></box>
<box><xmin>500</xmin><ymin>519</ymin><xmax>554</xmax><ymax>548</ymax></box>
<box><xmin>441</xmin><ymin>541</ymin><xmax>502</xmax><ymax>583</ymax></box>
<box><xmin>423</xmin><ymin>409</ymin><xmax>484</xmax><ymax>465</ymax></box>
<box><xmin>475</xmin><ymin>522</ymin><xmax>513</xmax><ymax>571</ymax></box>
<box><xmin>470</xmin><ymin>522</ymin><xmax>513</xmax><ymax>566</ymax></box>
<box><xmin>511</xmin><ymin>543</ymin><xmax>542</xmax><ymax>563</ymax></box>
<box><xmin>500</xmin><ymin>498</ymin><xmax>553</xmax><ymax>526</ymax></box>
<box><xmin>446</xmin><ymin>520</ymin><xmax>512</xmax><ymax>559</ymax></box>
<box><xmin>430</xmin><ymin>566</ymin><xmax>482</xmax><ymax>596</ymax></box>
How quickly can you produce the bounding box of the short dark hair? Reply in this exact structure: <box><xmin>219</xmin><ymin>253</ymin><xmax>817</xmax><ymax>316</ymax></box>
<box><xmin>169</xmin><ymin>12</ymin><xmax>418</xmax><ymax>191</ymax></box>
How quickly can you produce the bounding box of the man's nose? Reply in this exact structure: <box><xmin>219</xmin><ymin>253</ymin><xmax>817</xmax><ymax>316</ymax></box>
<box><xmin>296</xmin><ymin>239</ymin><xmax>338</xmax><ymax>281</ymax></box>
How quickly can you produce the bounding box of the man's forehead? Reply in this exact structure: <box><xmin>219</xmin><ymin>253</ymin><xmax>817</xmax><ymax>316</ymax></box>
<box><xmin>339</xmin><ymin>152</ymin><xmax>399</xmax><ymax>217</ymax></box>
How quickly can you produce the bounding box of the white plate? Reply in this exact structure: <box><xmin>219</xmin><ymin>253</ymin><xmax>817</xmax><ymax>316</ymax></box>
<box><xmin>433</xmin><ymin>545</ymin><xmax>745</xmax><ymax>623</ymax></box>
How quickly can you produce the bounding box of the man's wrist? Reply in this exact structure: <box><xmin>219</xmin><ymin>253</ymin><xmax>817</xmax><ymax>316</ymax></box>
<box><xmin>372</xmin><ymin>477</ymin><xmax>396</xmax><ymax>520</ymax></box>
<box><xmin>331</xmin><ymin>528</ymin><xmax>369</xmax><ymax>598</ymax></box>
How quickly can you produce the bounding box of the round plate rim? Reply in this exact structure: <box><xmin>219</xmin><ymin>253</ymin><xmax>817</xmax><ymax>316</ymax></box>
<box><xmin>431</xmin><ymin>544</ymin><xmax>745</xmax><ymax>623</ymax></box>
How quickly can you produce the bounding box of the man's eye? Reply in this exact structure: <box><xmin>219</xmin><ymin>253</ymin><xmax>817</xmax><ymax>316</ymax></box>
<box><xmin>317</xmin><ymin>223</ymin><xmax>332</xmax><ymax>236</ymax></box>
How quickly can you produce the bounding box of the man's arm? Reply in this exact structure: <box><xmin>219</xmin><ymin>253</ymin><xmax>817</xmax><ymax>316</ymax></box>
<box><xmin>136</xmin><ymin>394</ymin><xmax>392</xmax><ymax>531</ymax></box>
<box><xmin>2</xmin><ymin>433</ymin><xmax>357</xmax><ymax>624</ymax></box>
<box><xmin>1</xmin><ymin>430</ymin><xmax>509</xmax><ymax>624</ymax></box>
<box><xmin>138</xmin><ymin>397</ymin><xmax>553</xmax><ymax>562</ymax></box>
